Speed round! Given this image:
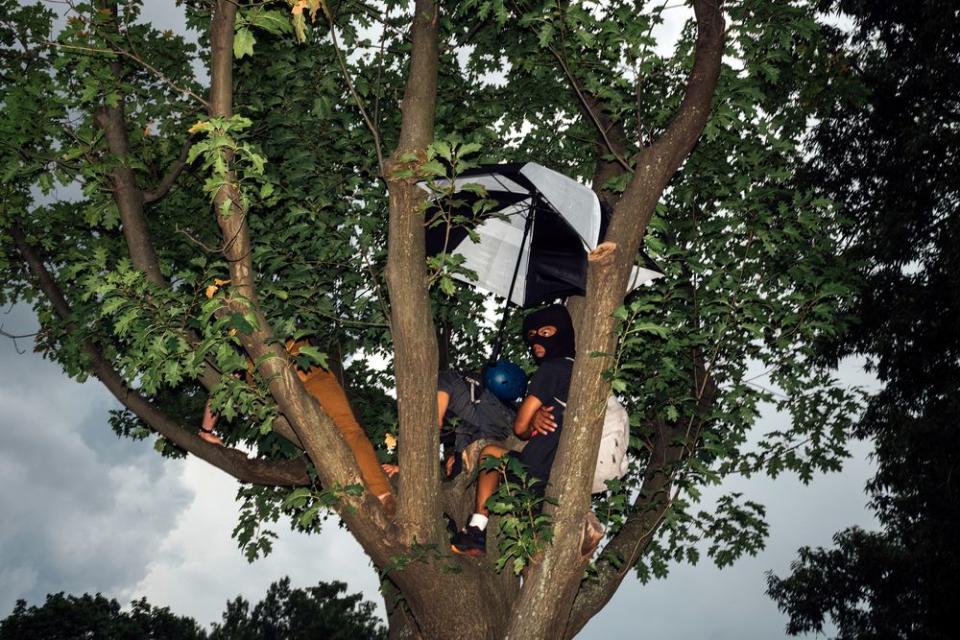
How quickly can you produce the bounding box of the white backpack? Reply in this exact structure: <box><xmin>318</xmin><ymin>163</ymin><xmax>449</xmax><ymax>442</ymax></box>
<box><xmin>554</xmin><ymin>393</ymin><xmax>631</xmax><ymax>493</ymax></box>
<box><xmin>592</xmin><ymin>396</ymin><xmax>630</xmax><ymax>493</ymax></box>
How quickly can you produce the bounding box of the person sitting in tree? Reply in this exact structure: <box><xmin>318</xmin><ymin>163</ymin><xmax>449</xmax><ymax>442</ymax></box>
<box><xmin>450</xmin><ymin>303</ymin><xmax>575</xmax><ymax>556</ymax></box>
<box><xmin>197</xmin><ymin>282</ymin><xmax>394</xmax><ymax>513</ymax></box>
<box><xmin>381</xmin><ymin>363</ymin><xmax>526</xmax><ymax>479</ymax></box>
<box><xmin>200</xmin><ymin>342</ymin><xmax>395</xmax><ymax>513</ymax></box>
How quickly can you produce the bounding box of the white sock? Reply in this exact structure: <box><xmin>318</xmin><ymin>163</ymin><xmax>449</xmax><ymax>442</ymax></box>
<box><xmin>468</xmin><ymin>513</ymin><xmax>489</xmax><ymax>531</ymax></box>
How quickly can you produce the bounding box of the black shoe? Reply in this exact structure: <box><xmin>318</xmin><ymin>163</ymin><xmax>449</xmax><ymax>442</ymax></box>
<box><xmin>451</xmin><ymin>525</ymin><xmax>486</xmax><ymax>557</ymax></box>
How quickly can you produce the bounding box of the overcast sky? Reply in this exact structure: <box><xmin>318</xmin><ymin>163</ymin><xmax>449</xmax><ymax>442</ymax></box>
<box><xmin>0</xmin><ymin>2</ymin><xmax>878</xmax><ymax>637</ymax></box>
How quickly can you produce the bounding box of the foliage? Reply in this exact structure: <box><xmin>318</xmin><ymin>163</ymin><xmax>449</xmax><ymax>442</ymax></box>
<box><xmin>0</xmin><ymin>593</ymin><xmax>206</xmax><ymax>640</ymax></box>
<box><xmin>0</xmin><ymin>578</ymin><xmax>385</xmax><ymax>640</ymax></box>
<box><xmin>209</xmin><ymin>577</ymin><xmax>386</xmax><ymax>640</ymax></box>
<box><xmin>0</xmin><ymin>0</ymin><xmax>868</xmax><ymax>633</ymax></box>
<box><xmin>482</xmin><ymin>455</ymin><xmax>558</xmax><ymax>576</ymax></box>
<box><xmin>766</xmin><ymin>1</ymin><xmax>960</xmax><ymax>638</ymax></box>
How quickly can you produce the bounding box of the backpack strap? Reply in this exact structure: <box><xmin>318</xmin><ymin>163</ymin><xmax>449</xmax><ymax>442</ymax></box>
<box><xmin>464</xmin><ymin>373</ymin><xmax>482</xmax><ymax>405</ymax></box>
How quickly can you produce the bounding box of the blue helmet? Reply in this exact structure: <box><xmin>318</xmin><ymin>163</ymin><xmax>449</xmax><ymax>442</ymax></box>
<box><xmin>483</xmin><ymin>360</ymin><xmax>527</xmax><ymax>403</ymax></box>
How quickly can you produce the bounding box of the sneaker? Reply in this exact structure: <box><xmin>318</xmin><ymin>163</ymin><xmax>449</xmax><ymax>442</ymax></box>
<box><xmin>451</xmin><ymin>525</ymin><xmax>486</xmax><ymax>557</ymax></box>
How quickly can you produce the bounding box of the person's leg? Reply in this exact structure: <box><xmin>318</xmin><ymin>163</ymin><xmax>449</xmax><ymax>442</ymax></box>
<box><xmin>451</xmin><ymin>444</ymin><xmax>510</xmax><ymax>556</ymax></box>
<box><xmin>475</xmin><ymin>444</ymin><xmax>510</xmax><ymax>515</ymax></box>
<box><xmin>302</xmin><ymin>370</ymin><xmax>393</xmax><ymax>500</ymax></box>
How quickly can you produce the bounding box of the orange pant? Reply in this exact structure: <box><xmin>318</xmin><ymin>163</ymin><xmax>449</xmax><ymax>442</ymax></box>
<box><xmin>301</xmin><ymin>368</ymin><xmax>392</xmax><ymax>497</ymax></box>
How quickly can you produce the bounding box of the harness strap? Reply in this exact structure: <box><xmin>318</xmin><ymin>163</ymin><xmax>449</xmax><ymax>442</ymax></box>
<box><xmin>464</xmin><ymin>374</ymin><xmax>482</xmax><ymax>404</ymax></box>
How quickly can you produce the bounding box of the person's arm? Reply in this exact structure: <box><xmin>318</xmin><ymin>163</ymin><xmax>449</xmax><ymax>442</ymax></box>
<box><xmin>198</xmin><ymin>398</ymin><xmax>223</xmax><ymax>445</ymax></box>
<box><xmin>531</xmin><ymin>405</ymin><xmax>556</xmax><ymax>433</ymax></box>
<box><xmin>513</xmin><ymin>394</ymin><xmax>544</xmax><ymax>440</ymax></box>
<box><xmin>201</xmin><ymin>398</ymin><xmax>218</xmax><ymax>430</ymax></box>
<box><xmin>437</xmin><ymin>390</ymin><xmax>449</xmax><ymax>428</ymax></box>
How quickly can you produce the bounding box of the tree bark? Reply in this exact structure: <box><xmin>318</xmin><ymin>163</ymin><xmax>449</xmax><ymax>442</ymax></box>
<box><xmin>504</xmin><ymin>2</ymin><xmax>725</xmax><ymax>637</ymax></box>
<box><xmin>384</xmin><ymin>0</ymin><xmax>442</xmax><ymax>545</ymax></box>
<box><xmin>93</xmin><ymin>0</ymin><xmax>164</xmax><ymax>287</ymax></box>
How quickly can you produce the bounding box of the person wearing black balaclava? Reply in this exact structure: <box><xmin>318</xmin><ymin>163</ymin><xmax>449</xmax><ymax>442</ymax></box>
<box><xmin>451</xmin><ymin>304</ymin><xmax>576</xmax><ymax>557</ymax></box>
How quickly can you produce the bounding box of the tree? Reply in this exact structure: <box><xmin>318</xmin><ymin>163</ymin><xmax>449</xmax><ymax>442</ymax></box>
<box><xmin>766</xmin><ymin>1</ymin><xmax>960</xmax><ymax>638</ymax></box>
<box><xmin>210</xmin><ymin>577</ymin><xmax>386</xmax><ymax>640</ymax></box>
<box><xmin>0</xmin><ymin>593</ymin><xmax>206</xmax><ymax>640</ymax></box>
<box><xmin>0</xmin><ymin>1</ymin><xmax>862</xmax><ymax>637</ymax></box>
<box><xmin>0</xmin><ymin>578</ymin><xmax>385</xmax><ymax>640</ymax></box>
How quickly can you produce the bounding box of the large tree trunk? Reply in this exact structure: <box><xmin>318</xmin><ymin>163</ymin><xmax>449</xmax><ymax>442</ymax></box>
<box><xmin>503</xmin><ymin>2</ymin><xmax>725</xmax><ymax>637</ymax></box>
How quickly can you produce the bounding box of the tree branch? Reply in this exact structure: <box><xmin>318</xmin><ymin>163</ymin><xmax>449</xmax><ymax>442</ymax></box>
<box><xmin>10</xmin><ymin>224</ymin><xmax>311</xmax><ymax>487</ymax></box>
<box><xmin>642</xmin><ymin>0</ymin><xmax>726</xmax><ymax>176</ymax></box>
<box><xmin>545</xmin><ymin>43</ymin><xmax>632</xmax><ymax>173</ymax></box>
<box><xmin>582</xmin><ymin>91</ymin><xmax>631</xmax><ymax>210</ymax></box>
<box><xmin>44</xmin><ymin>40</ymin><xmax>211</xmax><ymax>110</ymax></box>
<box><xmin>384</xmin><ymin>0</ymin><xmax>442</xmax><ymax>544</ymax></box>
<box><xmin>321</xmin><ymin>9</ymin><xmax>385</xmax><ymax>176</ymax></box>
<box><xmin>92</xmin><ymin>1</ymin><xmax>163</xmax><ymax>286</ymax></box>
<box><xmin>205</xmin><ymin>2</ymin><xmax>400</xmax><ymax>557</ymax></box>
<box><xmin>565</xmin><ymin>352</ymin><xmax>717</xmax><ymax>637</ymax></box>
<box><xmin>0</xmin><ymin>324</ymin><xmax>36</xmax><ymax>354</ymax></box>
<box><xmin>143</xmin><ymin>136</ymin><xmax>192</xmax><ymax>204</ymax></box>
<box><xmin>504</xmin><ymin>1</ymin><xmax>725</xmax><ymax>636</ymax></box>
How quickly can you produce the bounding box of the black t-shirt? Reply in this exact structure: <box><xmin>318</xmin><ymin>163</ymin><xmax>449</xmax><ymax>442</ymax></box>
<box><xmin>517</xmin><ymin>357</ymin><xmax>573</xmax><ymax>480</ymax></box>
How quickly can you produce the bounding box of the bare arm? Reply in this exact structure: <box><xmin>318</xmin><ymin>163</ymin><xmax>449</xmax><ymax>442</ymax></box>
<box><xmin>201</xmin><ymin>398</ymin><xmax>218</xmax><ymax>430</ymax></box>
<box><xmin>513</xmin><ymin>394</ymin><xmax>544</xmax><ymax>440</ymax></box>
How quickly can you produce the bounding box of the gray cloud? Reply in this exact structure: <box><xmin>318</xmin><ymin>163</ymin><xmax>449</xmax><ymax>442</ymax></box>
<box><xmin>0</xmin><ymin>304</ymin><xmax>194</xmax><ymax>613</ymax></box>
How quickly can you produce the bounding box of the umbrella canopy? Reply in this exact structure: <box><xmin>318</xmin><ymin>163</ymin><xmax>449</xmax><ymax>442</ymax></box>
<box><xmin>422</xmin><ymin>162</ymin><xmax>661</xmax><ymax>307</ymax></box>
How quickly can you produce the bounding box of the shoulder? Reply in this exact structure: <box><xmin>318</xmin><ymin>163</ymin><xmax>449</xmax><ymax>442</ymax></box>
<box><xmin>534</xmin><ymin>358</ymin><xmax>573</xmax><ymax>378</ymax></box>
<box><xmin>528</xmin><ymin>358</ymin><xmax>573</xmax><ymax>398</ymax></box>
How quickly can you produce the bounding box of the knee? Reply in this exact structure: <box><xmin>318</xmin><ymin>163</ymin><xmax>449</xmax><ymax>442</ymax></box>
<box><xmin>479</xmin><ymin>444</ymin><xmax>504</xmax><ymax>461</ymax></box>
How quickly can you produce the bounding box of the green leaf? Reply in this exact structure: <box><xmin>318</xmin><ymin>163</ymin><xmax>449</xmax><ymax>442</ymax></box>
<box><xmin>431</xmin><ymin>140</ymin><xmax>452</xmax><ymax>162</ymax></box>
<box><xmin>224</xmin><ymin>313</ymin><xmax>256</xmax><ymax>335</ymax></box>
<box><xmin>633</xmin><ymin>322</ymin><xmax>670</xmax><ymax>338</ymax></box>
<box><xmin>283</xmin><ymin>488</ymin><xmax>313</xmax><ymax>508</ymax></box>
<box><xmin>298</xmin><ymin>505</ymin><xmax>320</xmax><ymax>528</ymax></box>
<box><xmin>245</xmin><ymin>9</ymin><xmax>292</xmax><ymax>35</ymax></box>
<box><xmin>438</xmin><ymin>275</ymin><xmax>457</xmax><ymax>296</ymax></box>
<box><xmin>297</xmin><ymin>345</ymin><xmax>329</xmax><ymax>369</ymax></box>
<box><xmin>234</xmin><ymin>27</ymin><xmax>256</xmax><ymax>59</ymax></box>
<box><xmin>458</xmin><ymin>142</ymin><xmax>482</xmax><ymax>157</ymax></box>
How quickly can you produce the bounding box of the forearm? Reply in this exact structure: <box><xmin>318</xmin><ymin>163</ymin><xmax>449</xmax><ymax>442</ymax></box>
<box><xmin>513</xmin><ymin>395</ymin><xmax>542</xmax><ymax>439</ymax></box>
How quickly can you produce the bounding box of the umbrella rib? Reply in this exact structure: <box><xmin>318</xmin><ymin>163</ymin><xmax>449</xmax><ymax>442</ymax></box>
<box><xmin>490</xmin><ymin>199</ymin><xmax>535</xmax><ymax>362</ymax></box>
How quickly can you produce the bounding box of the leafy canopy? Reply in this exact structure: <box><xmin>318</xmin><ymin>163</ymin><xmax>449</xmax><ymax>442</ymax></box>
<box><xmin>0</xmin><ymin>0</ymin><xmax>862</xmax><ymax>595</ymax></box>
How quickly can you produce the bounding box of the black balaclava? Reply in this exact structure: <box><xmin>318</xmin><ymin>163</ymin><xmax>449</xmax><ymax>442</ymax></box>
<box><xmin>522</xmin><ymin>304</ymin><xmax>576</xmax><ymax>364</ymax></box>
